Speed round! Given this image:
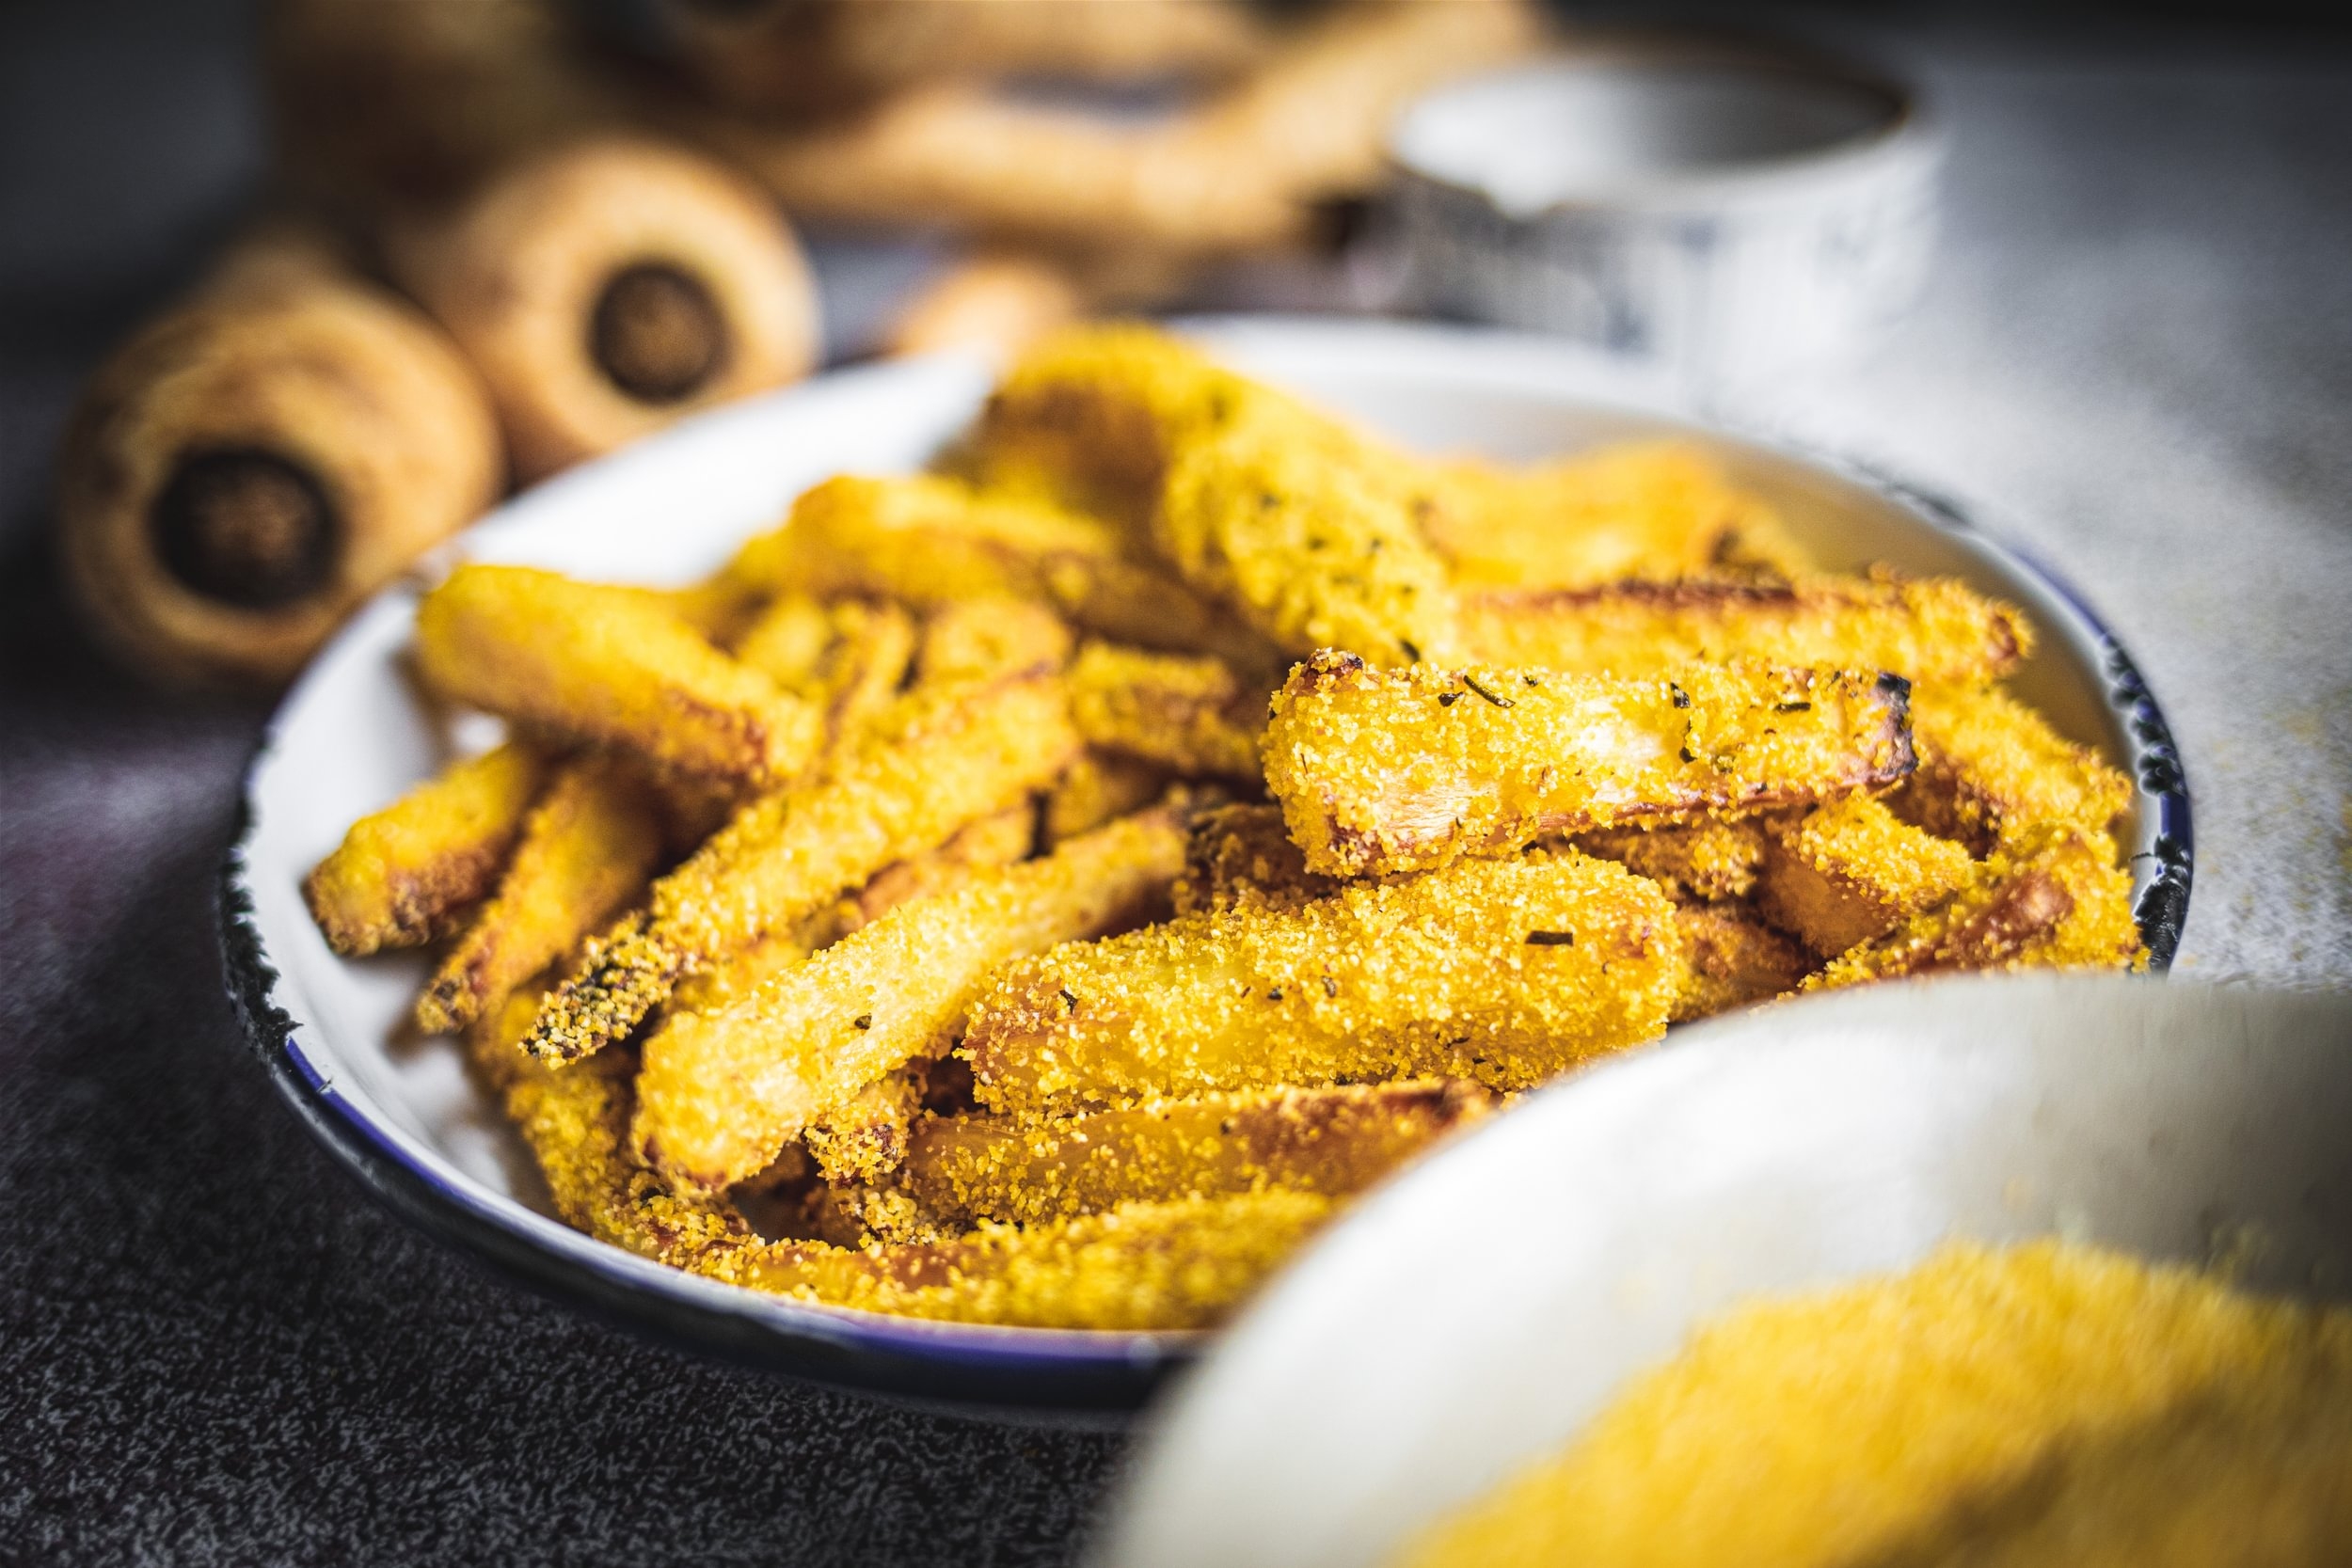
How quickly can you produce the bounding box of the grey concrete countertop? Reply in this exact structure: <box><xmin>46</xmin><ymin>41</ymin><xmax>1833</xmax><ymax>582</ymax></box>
<box><xmin>3</xmin><ymin>6</ymin><xmax>2347</xmax><ymax>1563</ymax></box>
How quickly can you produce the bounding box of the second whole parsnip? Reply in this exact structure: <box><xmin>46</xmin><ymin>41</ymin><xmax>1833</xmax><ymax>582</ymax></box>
<box><xmin>635</xmin><ymin>803</ymin><xmax>1192</xmax><ymax>1195</ymax></box>
<box><xmin>964</xmin><ymin>848</ymin><xmax>1683</xmax><ymax>1117</ymax></box>
<box><xmin>1263</xmin><ymin>652</ymin><xmax>1918</xmax><ymax>879</ymax></box>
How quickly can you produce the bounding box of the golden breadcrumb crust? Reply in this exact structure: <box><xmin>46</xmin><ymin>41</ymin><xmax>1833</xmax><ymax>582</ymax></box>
<box><xmin>634</xmin><ymin>805</ymin><xmax>1188</xmax><ymax>1193</ymax></box>
<box><xmin>415</xmin><ymin>564</ymin><xmax>821</xmax><ymax>787</ymax></box>
<box><xmin>303</xmin><ymin>740</ymin><xmax>546</xmax><ymax>956</ymax></box>
<box><xmin>1572</xmin><ymin>816</ymin><xmax>1772</xmax><ymax>905</ymax></box>
<box><xmin>1263</xmin><ymin>651</ymin><xmax>1916</xmax><ymax>878</ymax></box>
<box><xmin>1169</xmin><ymin>801</ymin><xmax>1333</xmax><ymax>915</ymax></box>
<box><xmin>415</xmin><ymin>756</ymin><xmax>663</xmax><ymax>1034</ymax></box>
<box><xmin>1669</xmin><ymin>903</ymin><xmax>1814</xmax><ymax>1022</ymax></box>
<box><xmin>965</xmin><ymin>847</ymin><xmax>1681</xmax><ymax>1116</ymax></box>
<box><xmin>1462</xmin><ymin>574</ymin><xmax>2030</xmax><ymax>686</ymax></box>
<box><xmin>1421</xmin><ymin>440</ymin><xmax>1809</xmax><ymax>589</ymax></box>
<box><xmin>905</xmin><ymin>1079</ymin><xmax>1494</xmax><ymax>1225</ymax></box>
<box><xmin>1068</xmin><ymin>640</ymin><xmax>1263</xmax><ymax>778</ymax></box>
<box><xmin>1896</xmin><ymin>682</ymin><xmax>2134</xmax><ymax>854</ymax></box>
<box><xmin>1760</xmin><ymin>795</ymin><xmax>1979</xmax><ymax>958</ymax></box>
<box><xmin>528</xmin><ymin>670</ymin><xmax>1077</xmax><ymax>1064</ymax></box>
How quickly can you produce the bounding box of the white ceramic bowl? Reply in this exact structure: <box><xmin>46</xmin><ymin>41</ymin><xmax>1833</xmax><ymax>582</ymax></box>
<box><xmin>221</xmin><ymin>318</ymin><xmax>2188</xmax><ymax>1416</ymax></box>
<box><xmin>1096</xmin><ymin>974</ymin><xmax>2352</xmax><ymax>1566</ymax></box>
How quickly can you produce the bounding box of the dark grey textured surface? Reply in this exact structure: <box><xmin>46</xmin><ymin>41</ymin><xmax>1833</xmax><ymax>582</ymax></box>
<box><xmin>3</xmin><ymin>4</ymin><xmax>2348</xmax><ymax>1564</ymax></box>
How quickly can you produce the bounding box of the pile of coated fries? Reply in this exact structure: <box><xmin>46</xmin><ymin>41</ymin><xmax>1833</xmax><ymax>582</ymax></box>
<box><xmin>303</xmin><ymin>325</ymin><xmax>2142</xmax><ymax>1332</ymax></box>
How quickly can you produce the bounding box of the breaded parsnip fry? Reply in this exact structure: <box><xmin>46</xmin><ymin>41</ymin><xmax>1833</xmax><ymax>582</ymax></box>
<box><xmin>414</xmin><ymin>756</ymin><xmax>663</xmax><ymax>1034</ymax></box>
<box><xmin>1461</xmin><ymin>575</ymin><xmax>2031</xmax><ymax>685</ymax></box>
<box><xmin>731</xmin><ymin>593</ymin><xmax>834</xmax><ymax>688</ymax></box>
<box><xmin>962</xmin><ymin>323</ymin><xmax>1279</xmax><ymax>528</ymax></box>
<box><xmin>727</xmin><ymin>1190</ymin><xmax>1336</xmax><ymax>1331</ymax></box>
<box><xmin>1424</xmin><ymin>440</ymin><xmax>1806</xmax><ymax>589</ymax></box>
<box><xmin>635</xmin><ymin>804</ymin><xmax>1189</xmax><ymax>1193</ymax></box>
<box><xmin>1895</xmin><ymin>682</ymin><xmax>2134</xmax><ymax>854</ymax></box>
<box><xmin>802</xmin><ymin>598</ymin><xmax>919</xmax><ymax>758</ymax></box>
<box><xmin>304</xmin><ymin>740</ymin><xmax>545</xmax><ymax>955</ymax></box>
<box><xmin>1809</xmin><ymin>830</ymin><xmax>2143</xmax><ymax>989</ymax></box>
<box><xmin>905</xmin><ymin>1080</ymin><xmax>1494</xmax><ymax>1226</ymax></box>
<box><xmin>1572</xmin><ymin>816</ymin><xmax>1771</xmax><ymax>905</ymax></box>
<box><xmin>832</xmin><ymin>803</ymin><xmax>1037</xmax><ymax>936</ymax></box>
<box><xmin>1043</xmin><ymin>751</ymin><xmax>1169</xmax><ymax>847</ymax></box>
<box><xmin>965</xmin><ymin>848</ymin><xmax>1681</xmax><ymax>1116</ymax></box>
<box><xmin>730</xmin><ymin>472</ymin><xmax>1248</xmax><ymax>658</ymax></box>
<box><xmin>1670</xmin><ymin>904</ymin><xmax>1813</xmax><ymax>1022</ymax></box>
<box><xmin>415</xmin><ymin>564</ymin><xmax>822</xmax><ymax>788</ymax></box>
<box><xmin>1263</xmin><ymin>652</ymin><xmax>1916</xmax><ymax>878</ymax></box>
<box><xmin>1157</xmin><ymin>420</ymin><xmax>1462</xmax><ymax>666</ymax></box>
<box><xmin>914</xmin><ymin>596</ymin><xmax>1073</xmax><ymax>686</ymax></box>
<box><xmin>528</xmin><ymin>670</ymin><xmax>1077</xmax><ymax>1065</ymax></box>
<box><xmin>1759</xmin><ymin>795</ymin><xmax>1979</xmax><ymax>957</ymax></box>
<box><xmin>466</xmin><ymin>987</ymin><xmax>755</xmax><ymax>1269</ymax></box>
<box><xmin>803</xmin><ymin>1066</ymin><xmax>928</xmax><ymax>1187</ymax></box>
<box><xmin>1169</xmin><ymin>801</ymin><xmax>1332</xmax><ymax>915</ymax></box>
<box><xmin>1068</xmin><ymin>641</ymin><xmax>1262</xmax><ymax>778</ymax></box>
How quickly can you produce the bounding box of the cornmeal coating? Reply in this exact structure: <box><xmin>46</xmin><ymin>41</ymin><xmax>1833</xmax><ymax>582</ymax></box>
<box><xmin>914</xmin><ymin>595</ymin><xmax>1073</xmax><ymax>687</ymax></box>
<box><xmin>964</xmin><ymin>848</ymin><xmax>1682</xmax><ymax>1117</ymax></box>
<box><xmin>1572</xmin><ymin>816</ymin><xmax>1772</xmax><ymax>905</ymax></box>
<box><xmin>905</xmin><ymin>1080</ymin><xmax>1494</xmax><ymax>1226</ymax></box>
<box><xmin>733</xmin><ymin>471</ymin><xmax>1248</xmax><ymax>658</ymax></box>
<box><xmin>414</xmin><ymin>564</ymin><xmax>822</xmax><ymax>788</ymax></box>
<box><xmin>1263</xmin><ymin>651</ymin><xmax>1917</xmax><ymax>878</ymax></box>
<box><xmin>1759</xmin><ymin>795</ymin><xmax>1979</xmax><ymax>958</ymax></box>
<box><xmin>527</xmin><ymin>671</ymin><xmax>1076</xmax><ymax>1064</ymax></box>
<box><xmin>1169</xmin><ymin>801</ymin><xmax>1332</xmax><ymax>915</ymax></box>
<box><xmin>1156</xmin><ymin>419</ymin><xmax>1462</xmax><ymax>667</ymax></box>
<box><xmin>727</xmin><ymin>1190</ymin><xmax>1337</xmax><ymax>1331</ymax></box>
<box><xmin>783</xmin><ymin>597</ymin><xmax>919</xmax><ymax>763</ymax></box>
<box><xmin>466</xmin><ymin>987</ymin><xmax>755</xmax><ymax>1272</ymax></box>
<box><xmin>415</xmin><ymin>756</ymin><xmax>663</xmax><ymax>1035</ymax></box>
<box><xmin>1462</xmin><ymin>575</ymin><xmax>2030</xmax><ymax>686</ymax></box>
<box><xmin>1422</xmin><ymin>440</ymin><xmax>1809</xmax><ymax>590</ymax></box>
<box><xmin>1399</xmin><ymin>1240</ymin><xmax>2352</xmax><ymax>1568</ymax></box>
<box><xmin>304</xmin><ymin>740</ymin><xmax>546</xmax><ymax>956</ymax></box>
<box><xmin>635</xmin><ymin>805</ymin><xmax>1189</xmax><ymax>1194</ymax></box>
<box><xmin>1043</xmin><ymin>751</ymin><xmax>1171</xmax><ymax>847</ymax></box>
<box><xmin>1068</xmin><ymin>641</ymin><xmax>1263</xmax><ymax>778</ymax></box>
<box><xmin>1809</xmin><ymin>830</ymin><xmax>2143</xmax><ymax>989</ymax></box>
<box><xmin>1896</xmin><ymin>682</ymin><xmax>2134</xmax><ymax>854</ymax></box>
<box><xmin>803</xmin><ymin>1066</ymin><xmax>929</xmax><ymax>1187</ymax></box>
<box><xmin>1670</xmin><ymin>903</ymin><xmax>1814</xmax><ymax>1022</ymax></box>
<box><xmin>829</xmin><ymin>803</ymin><xmax>1038</xmax><ymax>937</ymax></box>
<box><xmin>962</xmin><ymin>323</ymin><xmax>1277</xmax><ymax>529</ymax></box>
<box><xmin>731</xmin><ymin>593</ymin><xmax>834</xmax><ymax>688</ymax></box>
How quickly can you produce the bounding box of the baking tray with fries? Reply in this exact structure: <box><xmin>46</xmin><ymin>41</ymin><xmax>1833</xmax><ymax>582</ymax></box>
<box><xmin>223</xmin><ymin>318</ymin><xmax>2189</xmax><ymax>1413</ymax></box>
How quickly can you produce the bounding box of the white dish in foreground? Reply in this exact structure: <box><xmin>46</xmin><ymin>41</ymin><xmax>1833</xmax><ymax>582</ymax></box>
<box><xmin>225</xmin><ymin>318</ymin><xmax>2188</xmax><ymax>1412</ymax></box>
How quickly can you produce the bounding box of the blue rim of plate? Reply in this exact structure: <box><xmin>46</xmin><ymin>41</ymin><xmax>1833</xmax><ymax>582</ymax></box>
<box><xmin>216</xmin><ymin>386</ymin><xmax>2192</xmax><ymax>1419</ymax></box>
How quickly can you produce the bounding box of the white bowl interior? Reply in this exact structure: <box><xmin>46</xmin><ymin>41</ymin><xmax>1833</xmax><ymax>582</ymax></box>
<box><xmin>1098</xmin><ymin>976</ymin><xmax>2352</xmax><ymax>1568</ymax></box>
<box><xmin>236</xmin><ymin>319</ymin><xmax>2171</xmax><ymax>1355</ymax></box>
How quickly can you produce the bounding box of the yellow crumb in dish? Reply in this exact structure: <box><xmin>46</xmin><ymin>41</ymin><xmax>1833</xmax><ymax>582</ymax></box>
<box><xmin>1572</xmin><ymin>816</ymin><xmax>1772</xmax><ymax>905</ymax></box>
<box><xmin>1399</xmin><ymin>1240</ymin><xmax>2352</xmax><ymax>1568</ymax></box>
<box><xmin>1067</xmin><ymin>640</ymin><xmax>1263</xmax><ymax>778</ymax></box>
